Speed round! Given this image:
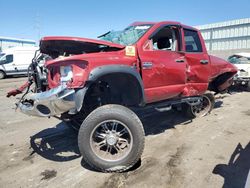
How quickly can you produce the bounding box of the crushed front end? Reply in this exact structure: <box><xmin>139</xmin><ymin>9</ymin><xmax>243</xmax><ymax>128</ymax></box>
<box><xmin>13</xmin><ymin>57</ymin><xmax>90</xmax><ymax>117</ymax></box>
<box><xmin>18</xmin><ymin>85</ymin><xmax>76</xmax><ymax>117</ymax></box>
<box><xmin>11</xmin><ymin>52</ymin><xmax>80</xmax><ymax>117</ymax></box>
<box><xmin>8</xmin><ymin>36</ymin><xmax>124</xmax><ymax>117</ymax></box>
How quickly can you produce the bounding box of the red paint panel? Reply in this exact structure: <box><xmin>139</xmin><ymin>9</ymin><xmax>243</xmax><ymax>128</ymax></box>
<box><xmin>145</xmin><ymin>84</ymin><xmax>185</xmax><ymax>103</ymax></box>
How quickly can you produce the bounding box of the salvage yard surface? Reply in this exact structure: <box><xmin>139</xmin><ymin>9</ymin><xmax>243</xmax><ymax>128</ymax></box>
<box><xmin>0</xmin><ymin>77</ymin><xmax>249</xmax><ymax>188</ymax></box>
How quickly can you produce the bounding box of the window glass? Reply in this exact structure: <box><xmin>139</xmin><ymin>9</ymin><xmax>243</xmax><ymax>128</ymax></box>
<box><xmin>228</xmin><ymin>56</ymin><xmax>250</xmax><ymax>64</ymax></box>
<box><xmin>6</xmin><ymin>55</ymin><xmax>13</xmax><ymax>63</ymax></box>
<box><xmin>99</xmin><ymin>24</ymin><xmax>153</xmax><ymax>45</ymax></box>
<box><xmin>151</xmin><ymin>26</ymin><xmax>180</xmax><ymax>51</ymax></box>
<box><xmin>0</xmin><ymin>54</ymin><xmax>14</xmax><ymax>64</ymax></box>
<box><xmin>184</xmin><ymin>29</ymin><xmax>202</xmax><ymax>52</ymax></box>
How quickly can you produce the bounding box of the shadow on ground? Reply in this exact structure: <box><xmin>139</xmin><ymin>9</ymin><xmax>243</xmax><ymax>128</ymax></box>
<box><xmin>213</xmin><ymin>142</ymin><xmax>250</xmax><ymax>188</ymax></box>
<box><xmin>30</xmin><ymin>122</ymin><xmax>80</xmax><ymax>162</ymax></box>
<box><xmin>29</xmin><ymin>109</ymin><xmax>193</xmax><ymax>163</ymax></box>
<box><xmin>138</xmin><ymin>108</ymin><xmax>192</xmax><ymax>136</ymax></box>
<box><xmin>29</xmin><ymin>102</ymin><xmax>224</xmax><ymax>171</ymax></box>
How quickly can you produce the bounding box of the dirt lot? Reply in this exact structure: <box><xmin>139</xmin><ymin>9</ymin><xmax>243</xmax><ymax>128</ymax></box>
<box><xmin>0</xmin><ymin>77</ymin><xmax>249</xmax><ymax>188</ymax></box>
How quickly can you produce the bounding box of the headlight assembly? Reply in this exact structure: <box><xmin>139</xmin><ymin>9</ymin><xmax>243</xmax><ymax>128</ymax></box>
<box><xmin>60</xmin><ymin>66</ymin><xmax>73</xmax><ymax>82</ymax></box>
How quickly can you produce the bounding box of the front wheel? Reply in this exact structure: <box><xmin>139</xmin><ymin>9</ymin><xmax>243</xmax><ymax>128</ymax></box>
<box><xmin>78</xmin><ymin>104</ymin><xmax>145</xmax><ymax>172</ymax></box>
<box><xmin>0</xmin><ymin>71</ymin><xmax>5</xmax><ymax>79</ymax></box>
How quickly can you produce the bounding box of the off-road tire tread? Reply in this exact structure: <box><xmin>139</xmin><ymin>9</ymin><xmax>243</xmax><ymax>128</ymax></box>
<box><xmin>78</xmin><ymin>104</ymin><xmax>145</xmax><ymax>172</ymax></box>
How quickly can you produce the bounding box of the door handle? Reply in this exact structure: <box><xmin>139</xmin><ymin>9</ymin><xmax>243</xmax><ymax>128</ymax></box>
<box><xmin>142</xmin><ymin>62</ymin><xmax>153</xmax><ymax>69</ymax></box>
<box><xmin>200</xmin><ymin>60</ymin><xmax>209</xmax><ymax>64</ymax></box>
<box><xmin>175</xmin><ymin>59</ymin><xmax>185</xmax><ymax>63</ymax></box>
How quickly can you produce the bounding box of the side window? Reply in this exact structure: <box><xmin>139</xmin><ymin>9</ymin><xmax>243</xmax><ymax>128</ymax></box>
<box><xmin>0</xmin><ymin>54</ymin><xmax>13</xmax><ymax>64</ymax></box>
<box><xmin>6</xmin><ymin>55</ymin><xmax>13</xmax><ymax>63</ymax></box>
<box><xmin>184</xmin><ymin>29</ymin><xmax>202</xmax><ymax>52</ymax></box>
<box><xmin>151</xmin><ymin>26</ymin><xmax>180</xmax><ymax>52</ymax></box>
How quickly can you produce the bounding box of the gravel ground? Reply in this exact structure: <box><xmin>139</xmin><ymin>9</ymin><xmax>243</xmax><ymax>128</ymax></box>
<box><xmin>0</xmin><ymin>77</ymin><xmax>249</xmax><ymax>188</ymax></box>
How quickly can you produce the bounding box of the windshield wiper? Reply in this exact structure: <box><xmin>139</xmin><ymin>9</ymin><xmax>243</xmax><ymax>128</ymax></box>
<box><xmin>97</xmin><ymin>31</ymin><xmax>111</xmax><ymax>38</ymax></box>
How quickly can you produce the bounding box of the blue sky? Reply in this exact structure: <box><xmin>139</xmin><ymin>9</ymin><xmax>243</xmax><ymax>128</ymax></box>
<box><xmin>1</xmin><ymin>0</ymin><xmax>250</xmax><ymax>42</ymax></box>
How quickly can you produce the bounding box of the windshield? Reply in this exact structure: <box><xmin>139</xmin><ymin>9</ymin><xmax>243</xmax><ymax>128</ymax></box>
<box><xmin>99</xmin><ymin>24</ymin><xmax>153</xmax><ymax>45</ymax></box>
<box><xmin>228</xmin><ymin>56</ymin><xmax>250</xmax><ymax>64</ymax></box>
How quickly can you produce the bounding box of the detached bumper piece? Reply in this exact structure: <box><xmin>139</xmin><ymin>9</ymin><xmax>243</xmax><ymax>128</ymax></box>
<box><xmin>19</xmin><ymin>85</ymin><xmax>76</xmax><ymax>117</ymax></box>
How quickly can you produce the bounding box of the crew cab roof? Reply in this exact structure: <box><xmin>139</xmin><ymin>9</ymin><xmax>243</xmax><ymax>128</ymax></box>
<box><xmin>129</xmin><ymin>21</ymin><xmax>198</xmax><ymax>31</ymax></box>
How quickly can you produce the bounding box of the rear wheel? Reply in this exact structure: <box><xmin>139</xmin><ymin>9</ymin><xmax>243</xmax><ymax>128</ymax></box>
<box><xmin>0</xmin><ymin>71</ymin><xmax>5</xmax><ymax>79</ymax></box>
<box><xmin>78</xmin><ymin>104</ymin><xmax>145</xmax><ymax>172</ymax></box>
<box><xmin>183</xmin><ymin>93</ymin><xmax>215</xmax><ymax>118</ymax></box>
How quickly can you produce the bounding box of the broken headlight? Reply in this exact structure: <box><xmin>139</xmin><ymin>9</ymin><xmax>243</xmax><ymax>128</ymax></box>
<box><xmin>60</xmin><ymin>66</ymin><xmax>73</xmax><ymax>82</ymax></box>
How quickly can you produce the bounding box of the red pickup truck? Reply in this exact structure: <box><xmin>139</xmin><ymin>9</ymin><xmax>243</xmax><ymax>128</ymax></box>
<box><xmin>8</xmin><ymin>21</ymin><xmax>237</xmax><ymax>172</ymax></box>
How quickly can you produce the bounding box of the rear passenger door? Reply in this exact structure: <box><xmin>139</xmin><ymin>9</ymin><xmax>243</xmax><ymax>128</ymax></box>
<box><xmin>183</xmin><ymin>29</ymin><xmax>211</xmax><ymax>92</ymax></box>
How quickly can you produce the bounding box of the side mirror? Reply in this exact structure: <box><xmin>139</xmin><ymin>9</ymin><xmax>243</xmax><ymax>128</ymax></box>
<box><xmin>0</xmin><ymin>60</ymin><xmax>6</xmax><ymax>64</ymax></box>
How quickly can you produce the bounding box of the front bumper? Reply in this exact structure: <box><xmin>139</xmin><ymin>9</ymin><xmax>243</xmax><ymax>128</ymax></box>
<box><xmin>19</xmin><ymin>85</ymin><xmax>76</xmax><ymax>117</ymax></box>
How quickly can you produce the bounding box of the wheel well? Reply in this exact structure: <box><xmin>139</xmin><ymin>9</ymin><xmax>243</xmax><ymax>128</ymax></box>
<box><xmin>208</xmin><ymin>72</ymin><xmax>235</xmax><ymax>92</ymax></box>
<box><xmin>83</xmin><ymin>73</ymin><xmax>144</xmax><ymax>112</ymax></box>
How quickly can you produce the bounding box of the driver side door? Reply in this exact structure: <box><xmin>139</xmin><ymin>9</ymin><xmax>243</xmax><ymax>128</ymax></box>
<box><xmin>137</xmin><ymin>25</ymin><xmax>187</xmax><ymax>103</ymax></box>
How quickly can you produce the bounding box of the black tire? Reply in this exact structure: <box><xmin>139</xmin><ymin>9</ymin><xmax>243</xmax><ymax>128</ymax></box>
<box><xmin>183</xmin><ymin>93</ymin><xmax>215</xmax><ymax>119</ymax></box>
<box><xmin>78</xmin><ymin>104</ymin><xmax>145</xmax><ymax>172</ymax></box>
<box><xmin>0</xmin><ymin>71</ymin><xmax>5</xmax><ymax>79</ymax></box>
<box><xmin>247</xmin><ymin>81</ymin><xmax>250</xmax><ymax>92</ymax></box>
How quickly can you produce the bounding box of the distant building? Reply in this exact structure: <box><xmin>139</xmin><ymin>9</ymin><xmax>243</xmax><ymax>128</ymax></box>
<box><xmin>0</xmin><ymin>36</ymin><xmax>36</xmax><ymax>52</ymax></box>
<box><xmin>195</xmin><ymin>18</ymin><xmax>250</xmax><ymax>59</ymax></box>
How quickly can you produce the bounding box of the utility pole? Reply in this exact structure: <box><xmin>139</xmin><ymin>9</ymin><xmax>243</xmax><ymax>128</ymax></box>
<box><xmin>34</xmin><ymin>12</ymin><xmax>41</xmax><ymax>45</ymax></box>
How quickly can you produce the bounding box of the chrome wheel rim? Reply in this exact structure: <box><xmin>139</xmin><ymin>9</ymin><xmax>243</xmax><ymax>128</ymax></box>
<box><xmin>191</xmin><ymin>95</ymin><xmax>211</xmax><ymax>117</ymax></box>
<box><xmin>90</xmin><ymin>120</ymin><xmax>133</xmax><ymax>162</ymax></box>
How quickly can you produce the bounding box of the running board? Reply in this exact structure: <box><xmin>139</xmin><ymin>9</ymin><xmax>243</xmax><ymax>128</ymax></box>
<box><xmin>155</xmin><ymin>105</ymin><xmax>172</xmax><ymax>112</ymax></box>
<box><xmin>154</xmin><ymin>96</ymin><xmax>202</xmax><ymax>112</ymax></box>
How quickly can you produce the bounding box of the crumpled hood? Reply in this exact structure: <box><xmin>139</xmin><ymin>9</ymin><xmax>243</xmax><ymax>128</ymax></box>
<box><xmin>40</xmin><ymin>36</ymin><xmax>125</xmax><ymax>57</ymax></box>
